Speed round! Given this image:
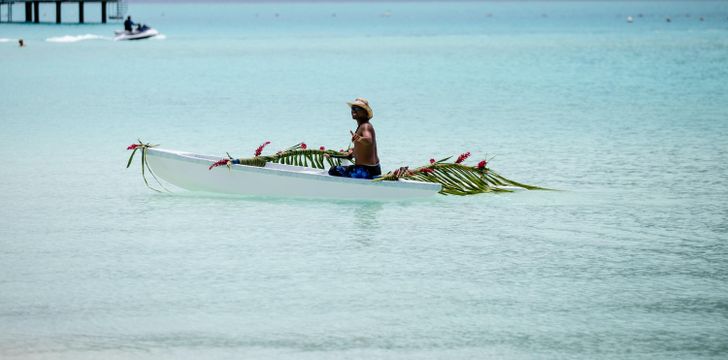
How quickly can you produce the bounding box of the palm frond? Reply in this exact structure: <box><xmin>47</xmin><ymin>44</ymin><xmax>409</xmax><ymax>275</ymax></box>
<box><xmin>125</xmin><ymin>140</ymin><xmax>169</xmax><ymax>193</ymax></box>
<box><xmin>198</xmin><ymin>141</ymin><xmax>549</xmax><ymax>197</ymax></box>
<box><xmin>234</xmin><ymin>148</ymin><xmax>349</xmax><ymax>169</ymax></box>
<box><xmin>375</xmin><ymin>162</ymin><xmax>547</xmax><ymax>195</ymax></box>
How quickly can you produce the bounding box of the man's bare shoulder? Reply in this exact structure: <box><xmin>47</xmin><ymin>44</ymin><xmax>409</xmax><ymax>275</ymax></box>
<box><xmin>359</xmin><ymin>122</ymin><xmax>375</xmax><ymax>132</ymax></box>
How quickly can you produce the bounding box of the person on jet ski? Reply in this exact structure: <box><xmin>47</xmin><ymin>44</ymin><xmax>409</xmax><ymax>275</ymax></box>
<box><xmin>124</xmin><ymin>16</ymin><xmax>134</xmax><ymax>32</ymax></box>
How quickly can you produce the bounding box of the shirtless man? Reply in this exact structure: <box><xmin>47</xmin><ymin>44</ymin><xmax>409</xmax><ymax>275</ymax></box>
<box><xmin>328</xmin><ymin>98</ymin><xmax>381</xmax><ymax>179</ymax></box>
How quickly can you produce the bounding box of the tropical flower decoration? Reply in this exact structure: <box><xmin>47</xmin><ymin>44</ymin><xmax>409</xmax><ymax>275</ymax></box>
<box><xmin>208</xmin><ymin>158</ymin><xmax>231</xmax><ymax>170</ymax></box>
<box><xmin>254</xmin><ymin>141</ymin><xmax>271</xmax><ymax>157</ymax></box>
<box><xmin>455</xmin><ymin>151</ymin><xmax>470</xmax><ymax>164</ymax></box>
<box><xmin>208</xmin><ymin>141</ymin><xmax>351</xmax><ymax>170</ymax></box>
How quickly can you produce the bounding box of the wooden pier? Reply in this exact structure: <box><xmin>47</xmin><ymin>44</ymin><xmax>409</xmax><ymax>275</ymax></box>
<box><xmin>0</xmin><ymin>0</ymin><xmax>126</xmax><ymax>24</ymax></box>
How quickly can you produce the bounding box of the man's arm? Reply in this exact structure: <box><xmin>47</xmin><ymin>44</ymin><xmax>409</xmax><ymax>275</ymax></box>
<box><xmin>325</xmin><ymin>149</ymin><xmax>353</xmax><ymax>160</ymax></box>
<box><xmin>351</xmin><ymin>124</ymin><xmax>373</xmax><ymax>145</ymax></box>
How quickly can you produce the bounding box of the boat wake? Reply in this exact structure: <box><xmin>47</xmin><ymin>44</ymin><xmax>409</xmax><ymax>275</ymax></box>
<box><xmin>152</xmin><ymin>34</ymin><xmax>167</xmax><ymax>40</ymax></box>
<box><xmin>45</xmin><ymin>34</ymin><xmax>109</xmax><ymax>43</ymax></box>
<box><xmin>0</xmin><ymin>38</ymin><xmax>14</xmax><ymax>43</ymax></box>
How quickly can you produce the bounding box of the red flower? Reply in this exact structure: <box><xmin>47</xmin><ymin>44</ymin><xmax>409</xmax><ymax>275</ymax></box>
<box><xmin>455</xmin><ymin>151</ymin><xmax>470</xmax><ymax>164</ymax></box>
<box><xmin>420</xmin><ymin>168</ymin><xmax>434</xmax><ymax>173</ymax></box>
<box><xmin>126</xmin><ymin>144</ymin><xmax>139</xmax><ymax>151</ymax></box>
<box><xmin>301</xmin><ymin>143</ymin><xmax>307</xmax><ymax>150</ymax></box>
<box><xmin>339</xmin><ymin>149</ymin><xmax>345</xmax><ymax>152</ymax></box>
<box><xmin>254</xmin><ymin>141</ymin><xmax>271</xmax><ymax>157</ymax></box>
<box><xmin>477</xmin><ymin>160</ymin><xmax>487</xmax><ymax>169</ymax></box>
<box><xmin>319</xmin><ymin>146</ymin><xmax>326</xmax><ymax>151</ymax></box>
<box><xmin>430</xmin><ymin>158</ymin><xmax>436</xmax><ymax>164</ymax></box>
<box><xmin>208</xmin><ymin>159</ymin><xmax>230</xmax><ymax>170</ymax></box>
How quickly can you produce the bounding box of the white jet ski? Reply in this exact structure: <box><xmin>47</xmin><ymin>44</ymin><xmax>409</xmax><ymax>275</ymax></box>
<box><xmin>114</xmin><ymin>24</ymin><xmax>159</xmax><ymax>41</ymax></box>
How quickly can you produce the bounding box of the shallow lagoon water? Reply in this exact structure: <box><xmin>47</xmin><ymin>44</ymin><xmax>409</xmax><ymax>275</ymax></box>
<box><xmin>1</xmin><ymin>1</ymin><xmax>727</xmax><ymax>359</ymax></box>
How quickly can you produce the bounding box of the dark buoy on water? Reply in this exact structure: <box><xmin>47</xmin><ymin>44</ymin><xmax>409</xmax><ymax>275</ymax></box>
<box><xmin>18</xmin><ymin>38</ymin><xmax>24</xmax><ymax>47</ymax></box>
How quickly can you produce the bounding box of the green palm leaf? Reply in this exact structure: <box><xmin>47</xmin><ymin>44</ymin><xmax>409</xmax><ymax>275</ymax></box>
<box><xmin>125</xmin><ymin>140</ymin><xmax>168</xmax><ymax>193</ymax></box>
<box><xmin>375</xmin><ymin>161</ymin><xmax>548</xmax><ymax>196</ymax></box>
<box><xmin>231</xmin><ymin>148</ymin><xmax>348</xmax><ymax>170</ymax></box>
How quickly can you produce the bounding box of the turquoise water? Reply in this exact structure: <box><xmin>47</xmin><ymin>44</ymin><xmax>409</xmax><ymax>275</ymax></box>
<box><xmin>2</xmin><ymin>1</ymin><xmax>728</xmax><ymax>358</ymax></box>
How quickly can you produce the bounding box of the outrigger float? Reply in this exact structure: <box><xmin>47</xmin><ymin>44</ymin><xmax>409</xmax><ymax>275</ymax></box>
<box><xmin>126</xmin><ymin>141</ymin><xmax>545</xmax><ymax>201</ymax></box>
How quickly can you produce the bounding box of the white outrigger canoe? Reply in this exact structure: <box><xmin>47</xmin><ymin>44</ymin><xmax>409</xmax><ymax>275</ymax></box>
<box><xmin>144</xmin><ymin>148</ymin><xmax>441</xmax><ymax>201</ymax></box>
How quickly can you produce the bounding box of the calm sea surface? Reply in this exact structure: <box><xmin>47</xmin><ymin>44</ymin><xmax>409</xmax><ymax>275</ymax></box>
<box><xmin>1</xmin><ymin>1</ymin><xmax>727</xmax><ymax>359</ymax></box>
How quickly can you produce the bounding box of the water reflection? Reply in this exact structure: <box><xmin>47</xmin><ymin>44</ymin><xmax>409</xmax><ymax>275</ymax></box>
<box><xmin>350</xmin><ymin>202</ymin><xmax>384</xmax><ymax>246</ymax></box>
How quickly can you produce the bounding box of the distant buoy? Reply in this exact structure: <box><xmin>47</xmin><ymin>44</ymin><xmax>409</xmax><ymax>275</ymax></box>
<box><xmin>666</xmin><ymin>17</ymin><xmax>671</xmax><ymax>23</ymax></box>
<box><xmin>627</xmin><ymin>16</ymin><xmax>633</xmax><ymax>23</ymax></box>
<box><xmin>700</xmin><ymin>17</ymin><xmax>704</xmax><ymax>22</ymax></box>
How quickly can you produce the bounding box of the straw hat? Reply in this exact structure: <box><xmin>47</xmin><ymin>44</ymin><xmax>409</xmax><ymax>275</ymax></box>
<box><xmin>347</xmin><ymin>98</ymin><xmax>373</xmax><ymax>119</ymax></box>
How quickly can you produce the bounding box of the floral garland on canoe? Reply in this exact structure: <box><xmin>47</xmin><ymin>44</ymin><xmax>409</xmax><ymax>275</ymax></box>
<box><xmin>127</xmin><ymin>140</ymin><xmax>546</xmax><ymax>195</ymax></box>
<box><xmin>207</xmin><ymin>141</ymin><xmax>351</xmax><ymax>170</ymax></box>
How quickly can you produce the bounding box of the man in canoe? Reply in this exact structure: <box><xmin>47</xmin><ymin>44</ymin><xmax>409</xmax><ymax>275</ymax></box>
<box><xmin>327</xmin><ymin>98</ymin><xmax>382</xmax><ymax>179</ymax></box>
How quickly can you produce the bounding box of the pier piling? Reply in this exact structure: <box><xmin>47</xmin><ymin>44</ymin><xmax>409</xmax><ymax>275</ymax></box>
<box><xmin>1</xmin><ymin>0</ymin><xmax>123</xmax><ymax>24</ymax></box>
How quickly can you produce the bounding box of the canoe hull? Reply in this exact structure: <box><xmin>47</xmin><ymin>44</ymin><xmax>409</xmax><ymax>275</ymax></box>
<box><xmin>144</xmin><ymin>148</ymin><xmax>441</xmax><ymax>201</ymax></box>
